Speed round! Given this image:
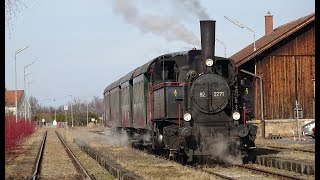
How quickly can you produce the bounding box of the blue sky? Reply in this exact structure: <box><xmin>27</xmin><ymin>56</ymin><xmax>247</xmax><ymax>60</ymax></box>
<box><xmin>5</xmin><ymin>0</ymin><xmax>315</xmax><ymax>107</ymax></box>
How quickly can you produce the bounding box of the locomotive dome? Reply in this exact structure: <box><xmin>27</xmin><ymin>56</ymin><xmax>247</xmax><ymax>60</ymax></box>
<box><xmin>190</xmin><ymin>73</ymin><xmax>230</xmax><ymax>114</ymax></box>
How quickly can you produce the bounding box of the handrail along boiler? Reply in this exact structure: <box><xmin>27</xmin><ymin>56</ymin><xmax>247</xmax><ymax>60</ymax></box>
<box><xmin>103</xmin><ymin>20</ymin><xmax>257</xmax><ymax>163</ymax></box>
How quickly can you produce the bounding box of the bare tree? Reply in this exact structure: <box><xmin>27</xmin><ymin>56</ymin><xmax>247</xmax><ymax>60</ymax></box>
<box><xmin>29</xmin><ymin>96</ymin><xmax>40</xmax><ymax>119</ymax></box>
<box><xmin>5</xmin><ymin>0</ymin><xmax>28</xmax><ymax>33</ymax></box>
<box><xmin>28</xmin><ymin>95</ymin><xmax>104</xmax><ymax>125</ymax></box>
<box><xmin>70</xmin><ymin>97</ymin><xmax>86</xmax><ymax>125</ymax></box>
<box><xmin>89</xmin><ymin>96</ymin><xmax>104</xmax><ymax>115</ymax></box>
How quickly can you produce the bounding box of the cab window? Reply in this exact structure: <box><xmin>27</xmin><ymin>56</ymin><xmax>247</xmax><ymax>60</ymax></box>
<box><xmin>160</xmin><ymin>60</ymin><xmax>176</xmax><ymax>81</ymax></box>
<box><xmin>215</xmin><ymin>61</ymin><xmax>229</xmax><ymax>78</ymax></box>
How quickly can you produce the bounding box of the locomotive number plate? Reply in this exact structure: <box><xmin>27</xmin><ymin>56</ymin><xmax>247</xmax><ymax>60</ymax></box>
<box><xmin>213</xmin><ymin>92</ymin><xmax>225</xmax><ymax>96</ymax></box>
<box><xmin>200</xmin><ymin>92</ymin><xmax>206</xmax><ymax>97</ymax></box>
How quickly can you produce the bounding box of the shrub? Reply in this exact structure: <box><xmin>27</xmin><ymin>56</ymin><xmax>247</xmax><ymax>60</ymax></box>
<box><xmin>5</xmin><ymin>116</ymin><xmax>37</xmax><ymax>155</ymax></box>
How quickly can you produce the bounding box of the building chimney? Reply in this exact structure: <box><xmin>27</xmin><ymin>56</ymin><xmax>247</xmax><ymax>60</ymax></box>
<box><xmin>265</xmin><ymin>11</ymin><xmax>273</xmax><ymax>35</ymax></box>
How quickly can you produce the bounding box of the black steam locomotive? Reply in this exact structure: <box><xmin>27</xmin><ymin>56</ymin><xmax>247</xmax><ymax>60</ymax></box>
<box><xmin>103</xmin><ymin>20</ymin><xmax>257</xmax><ymax>163</ymax></box>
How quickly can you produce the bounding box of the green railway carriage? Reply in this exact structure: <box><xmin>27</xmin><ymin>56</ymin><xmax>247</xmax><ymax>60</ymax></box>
<box><xmin>103</xmin><ymin>52</ymin><xmax>189</xmax><ymax>132</ymax></box>
<box><xmin>120</xmin><ymin>70</ymin><xmax>135</xmax><ymax>128</ymax></box>
<box><xmin>132</xmin><ymin>73</ymin><xmax>149</xmax><ymax>129</ymax></box>
<box><xmin>103</xmin><ymin>85</ymin><xmax>111</xmax><ymax>127</ymax></box>
<box><xmin>108</xmin><ymin>78</ymin><xmax>122</xmax><ymax>128</ymax></box>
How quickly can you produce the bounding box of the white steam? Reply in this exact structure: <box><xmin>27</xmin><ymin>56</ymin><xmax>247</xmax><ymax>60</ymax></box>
<box><xmin>108</xmin><ymin>130</ymin><xmax>130</xmax><ymax>146</ymax></box>
<box><xmin>208</xmin><ymin>139</ymin><xmax>243</xmax><ymax>165</ymax></box>
<box><xmin>199</xmin><ymin>127</ymin><xmax>243</xmax><ymax>165</ymax></box>
<box><xmin>112</xmin><ymin>0</ymin><xmax>200</xmax><ymax>46</ymax></box>
<box><xmin>142</xmin><ymin>133</ymin><xmax>151</xmax><ymax>142</ymax></box>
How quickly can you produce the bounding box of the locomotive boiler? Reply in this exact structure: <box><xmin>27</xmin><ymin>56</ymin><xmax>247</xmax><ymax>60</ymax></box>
<box><xmin>103</xmin><ymin>20</ymin><xmax>257</xmax><ymax>164</ymax></box>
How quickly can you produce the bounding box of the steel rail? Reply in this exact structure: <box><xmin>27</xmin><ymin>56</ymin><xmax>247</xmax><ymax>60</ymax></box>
<box><xmin>263</xmin><ymin>145</ymin><xmax>315</xmax><ymax>153</ymax></box>
<box><xmin>90</xmin><ymin>131</ymin><xmax>308</xmax><ymax>179</ymax></box>
<box><xmin>90</xmin><ymin>130</ymin><xmax>236</xmax><ymax>180</ymax></box>
<box><xmin>30</xmin><ymin>131</ymin><xmax>47</xmax><ymax>180</ymax></box>
<box><xmin>55</xmin><ymin>131</ymin><xmax>93</xmax><ymax>180</ymax></box>
<box><xmin>235</xmin><ymin>164</ymin><xmax>307</xmax><ymax>180</ymax></box>
<box><xmin>193</xmin><ymin>166</ymin><xmax>237</xmax><ymax>180</ymax></box>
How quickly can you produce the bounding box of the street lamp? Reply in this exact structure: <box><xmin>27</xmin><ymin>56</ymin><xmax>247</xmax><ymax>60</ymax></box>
<box><xmin>224</xmin><ymin>16</ymin><xmax>256</xmax><ymax>51</ymax></box>
<box><xmin>15</xmin><ymin>45</ymin><xmax>29</xmax><ymax>122</ymax></box>
<box><xmin>68</xmin><ymin>95</ymin><xmax>74</xmax><ymax>127</ymax></box>
<box><xmin>216</xmin><ymin>38</ymin><xmax>227</xmax><ymax>57</ymax></box>
<box><xmin>27</xmin><ymin>81</ymin><xmax>35</xmax><ymax>120</ymax></box>
<box><xmin>54</xmin><ymin>99</ymin><xmax>57</xmax><ymax>121</ymax></box>
<box><xmin>83</xmin><ymin>96</ymin><xmax>90</xmax><ymax>126</ymax></box>
<box><xmin>24</xmin><ymin>60</ymin><xmax>36</xmax><ymax>121</ymax></box>
<box><xmin>24</xmin><ymin>72</ymin><xmax>32</xmax><ymax>120</ymax></box>
<box><xmin>87</xmin><ymin>101</ymin><xmax>89</xmax><ymax>126</ymax></box>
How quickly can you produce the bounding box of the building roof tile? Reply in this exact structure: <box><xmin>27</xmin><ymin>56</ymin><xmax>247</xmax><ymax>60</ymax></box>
<box><xmin>230</xmin><ymin>13</ymin><xmax>315</xmax><ymax>65</ymax></box>
<box><xmin>5</xmin><ymin>90</ymin><xmax>24</xmax><ymax>107</ymax></box>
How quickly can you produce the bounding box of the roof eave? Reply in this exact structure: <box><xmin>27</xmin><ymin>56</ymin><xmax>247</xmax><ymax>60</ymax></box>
<box><xmin>236</xmin><ymin>16</ymin><xmax>315</xmax><ymax>66</ymax></box>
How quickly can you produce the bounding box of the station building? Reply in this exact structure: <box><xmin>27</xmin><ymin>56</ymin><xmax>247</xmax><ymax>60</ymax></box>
<box><xmin>230</xmin><ymin>13</ymin><xmax>315</xmax><ymax>137</ymax></box>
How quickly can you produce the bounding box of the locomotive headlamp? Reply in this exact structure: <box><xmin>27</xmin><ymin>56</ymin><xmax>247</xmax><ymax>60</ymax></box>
<box><xmin>183</xmin><ymin>113</ymin><xmax>192</xmax><ymax>121</ymax></box>
<box><xmin>205</xmin><ymin>59</ymin><xmax>214</xmax><ymax>67</ymax></box>
<box><xmin>232</xmin><ymin>111</ymin><xmax>241</xmax><ymax>120</ymax></box>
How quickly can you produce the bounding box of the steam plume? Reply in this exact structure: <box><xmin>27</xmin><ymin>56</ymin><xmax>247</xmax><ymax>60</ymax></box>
<box><xmin>199</xmin><ymin>127</ymin><xmax>243</xmax><ymax>165</ymax></box>
<box><xmin>176</xmin><ymin>0</ymin><xmax>210</xmax><ymax>20</ymax></box>
<box><xmin>112</xmin><ymin>0</ymin><xmax>200</xmax><ymax>46</ymax></box>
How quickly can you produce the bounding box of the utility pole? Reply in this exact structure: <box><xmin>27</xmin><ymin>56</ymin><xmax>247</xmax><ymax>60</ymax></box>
<box><xmin>68</xmin><ymin>95</ymin><xmax>74</xmax><ymax>127</ymax></box>
<box><xmin>65</xmin><ymin>107</ymin><xmax>68</xmax><ymax>126</ymax></box>
<box><xmin>15</xmin><ymin>46</ymin><xmax>29</xmax><ymax>122</ymax></box>
<box><xmin>24</xmin><ymin>60</ymin><xmax>35</xmax><ymax>121</ymax></box>
<box><xmin>54</xmin><ymin>99</ymin><xmax>57</xmax><ymax>121</ymax></box>
<box><xmin>84</xmin><ymin>96</ymin><xmax>90</xmax><ymax>126</ymax></box>
<box><xmin>87</xmin><ymin>101</ymin><xmax>89</xmax><ymax>126</ymax></box>
<box><xmin>24</xmin><ymin>71</ymin><xmax>31</xmax><ymax>121</ymax></box>
<box><xmin>71</xmin><ymin>100</ymin><xmax>74</xmax><ymax>127</ymax></box>
<box><xmin>27</xmin><ymin>81</ymin><xmax>34</xmax><ymax>120</ymax></box>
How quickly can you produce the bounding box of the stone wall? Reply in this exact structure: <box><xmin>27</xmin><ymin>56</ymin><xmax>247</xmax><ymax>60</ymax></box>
<box><xmin>248</xmin><ymin>119</ymin><xmax>315</xmax><ymax>138</ymax></box>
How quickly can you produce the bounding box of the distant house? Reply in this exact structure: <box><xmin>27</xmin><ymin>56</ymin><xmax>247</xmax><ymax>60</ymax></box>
<box><xmin>5</xmin><ymin>90</ymin><xmax>26</xmax><ymax>117</ymax></box>
<box><xmin>230</xmin><ymin>13</ymin><xmax>315</xmax><ymax>121</ymax></box>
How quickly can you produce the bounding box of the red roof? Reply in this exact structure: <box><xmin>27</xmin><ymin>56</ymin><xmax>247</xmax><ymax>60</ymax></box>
<box><xmin>230</xmin><ymin>13</ymin><xmax>315</xmax><ymax>65</ymax></box>
<box><xmin>5</xmin><ymin>90</ymin><xmax>24</xmax><ymax>107</ymax></box>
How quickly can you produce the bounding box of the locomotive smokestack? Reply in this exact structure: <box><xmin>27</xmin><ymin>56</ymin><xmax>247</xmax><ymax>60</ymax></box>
<box><xmin>200</xmin><ymin>20</ymin><xmax>216</xmax><ymax>71</ymax></box>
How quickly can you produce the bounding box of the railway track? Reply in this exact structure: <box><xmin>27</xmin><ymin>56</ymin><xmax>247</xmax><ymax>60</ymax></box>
<box><xmin>137</xmin><ymin>143</ymin><xmax>308</xmax><ymax>179</ymax></box>
<box><xmin>89</xmin><ymin>130</ymin><xmax>236</xmax><ymax>179</ymax></box>
<box><xmin>188</xmin><ymin>165</ymin><xmax>236</xmax><ymax>180</ymax></box>
<box><xmin>159</xmin><ymin>155</ymin><xmax>308</xmax><ymax>179</ymax></box>
<box><xmin>261</xmin><ymin>145</ymin><xmax>315</xmax><ymax>153</ymax></box>
<box><xmin>88</xmin><ymin>130</ymin><xmax>310</xmax><ymax>179</ymax></box>
<box><xmin>30</xmin><ymin>130</ymin><xmax>94</xmax><ymax>180</ymax></box>
<box><xmin>194</xmin><ymin>161</ymin><xmax>309</xmax><ymax>180</ymax></box>
<box><xmin>233</xmin><ymin>164</ymin><xmax>306</xmax><ymax>180</ymax></box>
